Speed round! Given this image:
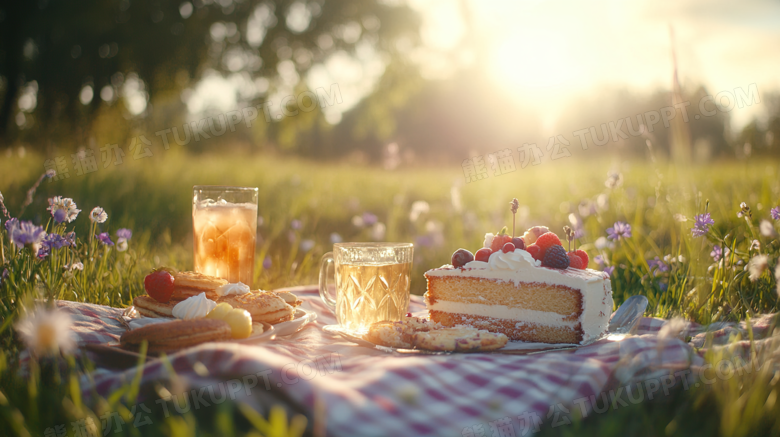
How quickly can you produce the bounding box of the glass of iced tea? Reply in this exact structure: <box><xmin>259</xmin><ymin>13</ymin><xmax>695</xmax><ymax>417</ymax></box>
<box><xmin>318</xmin><ymin>242</ymin><xmax>413</xmax><ymax>333</ymax></box>
<box><xmin>192</xmin><ymin>186</ymin><xmax>258</xmax><ymax>286</ymax></box>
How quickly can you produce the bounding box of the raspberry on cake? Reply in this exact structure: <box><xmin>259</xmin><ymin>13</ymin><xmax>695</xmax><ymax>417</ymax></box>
<box><xmin>424</xmin><ymin>225</ymin><xmax>613</xmax><ymax>345</ymax></box>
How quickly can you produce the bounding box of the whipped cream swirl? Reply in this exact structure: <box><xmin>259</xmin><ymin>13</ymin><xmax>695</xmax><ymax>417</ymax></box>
<box><xmin>172</xmin><ymin>292</ymin><xmax>217</xmax><ymax>320</ymax></box>
<box><xmin>463</xmin><ymin>249</ymin><xmax>540</xmax><ymax>271</ymax></box>
<box><xmin>215</xmin><ymin>282</ymin><xmax>251</xmax><ymax>297</ymax></box>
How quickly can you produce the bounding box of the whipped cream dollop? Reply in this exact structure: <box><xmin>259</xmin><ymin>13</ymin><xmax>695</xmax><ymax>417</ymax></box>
<box><xmin>215</xmin><ymin>282</ymin><xmax>251</xmax><ymax>297</ymax></box>
<box><xmin>172</xmin><ymin>292</ymin><xmax>217</xmax><ymax>320</ymax></box>
<box><xmin>464</xmin><ymin>249</ymin><xmax>541</xmax><ymax>271</ymax></box>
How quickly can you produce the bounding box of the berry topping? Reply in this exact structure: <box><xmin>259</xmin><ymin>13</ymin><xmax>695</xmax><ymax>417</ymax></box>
<box><xmin>567</xmin><ymin>252</ymin><xmax>585</xmax><ymax>269</ymax></box>
<box><xmin>490</xmin><ymin>227</ymin><xmax>512</xmax><ymax>253</ymax></box>
<box><xmin>522</xmin><ymin>226</ymin><xmax>550</xmax><ymax>245</ymax></box>
<box><xmin>573</xmin><ymin>249</ymin><xmax>589</xmax><ymax>267</ymax></box>
<box><xmin>511</xmin><ymin>237</ymin><xmax>525</xmax><ymax>250</ymax></box>
<box><xmin>451</xmin><ymin>248</ymin><xmax>475</xmax><ymax>268</ymax></box>
<box><xmin>542</xmin><ymin>245</ymin><xmax>570</xmax><ymax>269</ymax></box>
<box><xmin>406</xmin><ymin>312</ymin><xmax>412</xmax><ymax>318</ymax></box>
<box><xmin>475</xmin><ymin>248</ymin><xmax>492</xmax><ymax>262</ymax></box>
<box><xmin>502</xmin><ymin>242</ymin><xmax>515</xmax><ymax>253</ymax></box>
<box><xmin>535</xmin><ymin>232</ymin><xmax>562</xmax><ymax>257</ymax></box>
<box><xmin>526</xmin><ymin>244</ymin><xmax>542</xmax><ymax>261</ymax></box>
<box><xmin>144</xmin><ymin>269</ymin><xmax>175</xmax><ymax>303</ymax></box>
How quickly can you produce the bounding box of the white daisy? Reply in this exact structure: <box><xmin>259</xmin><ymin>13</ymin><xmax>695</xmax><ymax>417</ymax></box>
<box><xmin>15</xmin><ymin>307</ymin><xmax>76</xmax><ymax>356</ymax></box>
<box><xmin>748</xmin><ymin>255</ymin><xmax>768</xmax><ymax>282</ymax></box>
<box><xmin>89</xmin><ymin>206</ymin><xmax>108</xmax><ymax>223</ymax></box>
<box><xmin>47</xmin><ymin>196</ymin><xmax>81</xmax><ymax>223</ymax></box>
<box><xmin>116</xmin><ymin>238</ymin><xmax>128</xmax><ymax>252</ymax></box>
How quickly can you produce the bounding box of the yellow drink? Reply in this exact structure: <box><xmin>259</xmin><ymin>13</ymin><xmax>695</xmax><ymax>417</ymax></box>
<box><xmin>193</xmin><ymin>200</ymin><xmax>257</xmax><ymax>285</ymax></box>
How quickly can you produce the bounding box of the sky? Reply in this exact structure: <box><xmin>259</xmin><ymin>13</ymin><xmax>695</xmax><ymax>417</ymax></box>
<box><xmin>188</xmin><ymin>0</ymin><xmax>780</xmax><ymax>132</ymax></box>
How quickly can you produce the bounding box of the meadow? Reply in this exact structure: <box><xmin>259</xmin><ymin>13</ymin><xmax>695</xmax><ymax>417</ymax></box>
<box><xmin>1</xmin><ymin>150</ymin><xmax>780</xmax><ymax>436</ymax></box>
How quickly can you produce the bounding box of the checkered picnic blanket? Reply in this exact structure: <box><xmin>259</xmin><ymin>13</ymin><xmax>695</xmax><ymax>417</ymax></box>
<box><xmin>55</xmin><ymin>288</ymin><xmax>777</xmax><ymax>437</ymax></box>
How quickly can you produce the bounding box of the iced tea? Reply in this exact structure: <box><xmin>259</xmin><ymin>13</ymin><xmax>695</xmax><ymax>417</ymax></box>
<box><xmin>193</xmin><ymin>187</ymin><xmax>258</xmax><ymax>285</ymax></box>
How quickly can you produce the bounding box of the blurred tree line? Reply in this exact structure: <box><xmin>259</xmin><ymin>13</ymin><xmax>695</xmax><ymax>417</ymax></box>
<box><xmin>1</xmin><ymin>0</ymin><xmax>777</xmax><ymax>164</ymax></box>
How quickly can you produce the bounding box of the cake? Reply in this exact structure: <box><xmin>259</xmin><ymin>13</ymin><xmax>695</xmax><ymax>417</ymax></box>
<box><xmin>424</xmin><ymin>222</ymin><xmax>613</xmax><ymax>345</ymax></box>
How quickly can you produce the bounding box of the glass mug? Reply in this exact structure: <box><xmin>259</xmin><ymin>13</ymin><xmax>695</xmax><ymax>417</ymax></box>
<box><xmin>192</xmin><ymin>185</ymin><xmax>258</xmax><ymax>286</ymax></box>
<box><xmin>319</xmin><ymin>243</ymin><xmax>413</xmax><ymax>333</ymax></box>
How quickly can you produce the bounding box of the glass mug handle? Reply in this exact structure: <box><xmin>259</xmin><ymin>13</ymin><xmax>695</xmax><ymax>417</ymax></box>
<box><xmin>318</xmin><ymin>252</ymin><xmax>337</xmax><ymax>312</ymax></box>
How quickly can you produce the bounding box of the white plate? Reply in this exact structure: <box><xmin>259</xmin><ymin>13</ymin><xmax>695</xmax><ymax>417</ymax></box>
<box><xmin>122</xmin><ymin>311</ymin><xmax>277</xmax><ymax>345</ymax></box>
<box><xmin>273</xmin><ymin>308</ymin><xmax>317</xmax><ymax>337</ymax></box>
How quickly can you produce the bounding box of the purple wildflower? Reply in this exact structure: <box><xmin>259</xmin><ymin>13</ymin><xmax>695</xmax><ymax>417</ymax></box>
<box><xmin>659</xmin><ymin>283</ymin><xmax>668</xmax><ymax>292</ymax></box>
<box><xmin>96</xmin><ymin>232</ymin><xmax>114</xmax><ymax>246</ymax></box>
<box><xmin>10</xmin><ymin>221</ymin><xmax>47</xmax><ymax>251</ymax></box>
<box><xmin>415</xmin><ymin>235</ymin><xmax>434</xmax><ymax>248</ymax></box>
<box><xmin>603</xmin><ymin>266</ymin><xmax>615</xmax><ymax>276</ymax></box>
<box><xmin>606</xmin><ymin>221</ymin><xmax>632</xmax><ymax>240</ymax></box>
<box><xmin>647</xmin><ymin>256</ymin><xmax>670</xmax><ymax>274</ymax></box>
<box><xmin>710</xmin><ymin>245</ymin><xmax>730</xmax><ymax>262</ymax></box>
<box><xmin>42</xmin><ymin>233</ymin><xmax>71</xmax><ymax>250</ymax></box>
<box><xmin>593</xmin><ymin>255</ymin><xmax>606</xmax><ymax>267</ymax></box>
<box><xmin>47</xmin><ymin>196</ymin><xmax>80</xmax><ymax>223</ymax></box>
<box><xmin>290</xmin><ymin>219</ymin><xmax>302</xmax><ymax>230</ymax></box>
<box><xmin>362</xmin><ymin>212</ymin><xmax>378</xmax><ymax>226</ymax></box>
<box><xmin>691</xmin><ymin>213</ymin><xmax>714</xmax><ymax>238</ymax></box>
<box><xmin>53</xmin><ymin>209</ymin><xmax>67</xmax><ymax>223</ymax></box>
<box><xmin>771</xmin><ymin>206</ymin><xmax>780</xmax><ymax>221</ymax></box>
<box><xmin>116</xmin><ymin>228</ymin><xmax>133</xmax><ymax>240</ymax></box>
<box><xmin>4</xmin><ymin>217</ymin><xmax>18</xmax><ymax>234</ymax></box>
<box><xmin>263</xmin><ymin>256</ymin><xmax>272</xmax><ymax>269</ymax></box>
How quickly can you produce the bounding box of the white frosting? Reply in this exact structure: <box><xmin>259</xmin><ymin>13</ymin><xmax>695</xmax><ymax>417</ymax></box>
<box><xmin>425</xmin><ymin>250</ymin><xmax>613</xmax><ymax>343</ymax></box>
<box><xmin>429</xmin><ymin>301</ymin><xmax>579</xmax><ymax>328</ymax></box>
<box><xmin>216</xmin><ymin>282</ymin><xmax>251</xmax><ymax>297</ymax></box>
<box><xmin>172</xmin><ymin>292</ymin><xmax>217</xmax><ymax>320</ymax></box>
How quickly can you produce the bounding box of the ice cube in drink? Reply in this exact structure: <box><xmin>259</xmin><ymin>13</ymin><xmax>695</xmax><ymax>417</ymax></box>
<box><xmin>193</xmin><ymin>199</ymin><xmax>257</xmax><ymax>285</ymax></box>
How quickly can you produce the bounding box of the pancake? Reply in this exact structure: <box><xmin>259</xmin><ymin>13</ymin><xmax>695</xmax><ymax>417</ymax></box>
<box><xmin>120</xmin><ymin>319</ymin><xmax>232</xmax><ymax>353</ymax></box>
<box><xmin>273</xmin><ymin>291</ymin><xmax>302</xmax><ymax>308</ymax></box>
<box><xmin>171</xmin><ymin>271</ymin><xmax>227</xmax><ymax>300</ymax></box>
<box><xmin>216</xmin><ymin>291</ymin><xmax>295</xmax><ymax>324</ymax></box>
<box><xmin>133</xmin><ymin>295</ymin><xmax>175</xmax><ymax>318</ymax></box>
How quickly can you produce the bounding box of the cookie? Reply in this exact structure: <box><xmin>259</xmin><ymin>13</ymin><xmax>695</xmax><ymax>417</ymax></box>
<box><xmin>273</xmin><ymin>291</ymin><xmax>302</xmax><ymax>308</ymax></box>
<box><xmin>120</xmin><ymin>319</ymin><xmax>232</xmax><ymax>353</ymax></box>
<box><xmin>217</xmin><ymin>291</ymin><xmax>294</xmax><ymax>324</ymax></box>
<box><xmin>413</xmin><ymin>327</ymin><xmax>508</xmax><ymax>352</ymax></box>
<box><xmin>364</xmin><ymin>321</ymin><xmax>415</xmax><ymax>348</ymax></box>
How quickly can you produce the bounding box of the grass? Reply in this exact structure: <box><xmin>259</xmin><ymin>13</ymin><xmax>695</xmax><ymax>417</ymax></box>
<box><xmin>1</xmin><ymin>150</ymin><xmax>780</xmax><ymax>436</ymax></box>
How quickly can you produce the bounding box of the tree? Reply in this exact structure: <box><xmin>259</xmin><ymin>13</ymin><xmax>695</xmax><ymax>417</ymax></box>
<box><xmin>0</xmin><ymin>0</ymin><xmax>420</xmax><ymax>148</ymax></box>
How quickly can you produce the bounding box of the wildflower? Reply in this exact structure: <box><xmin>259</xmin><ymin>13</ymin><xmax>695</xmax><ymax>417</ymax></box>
<box><xmin>415</xmin><ymin>234</ymin><xmax>434</xmax><ymax>247</ymax></box>
<box><xmin>0</xmin><ymin>268</ymin><xmax>8</xmax><ymax>286</ymax></box>
<box><xmin>89</xmin><ymin>207</ymin><xmax>107</xmax><ymax>223</ymax></box>
<box><xmin>116</xmin><ymin>238</ymin><xmax>128</xmax><ymax>252</ymax></box>
<box><xmin>362</xmin><ymin>212</ymin><xmax>378</xmax><ymax>226</ymax></box>
<box><xmin>14</xmin><ymin>307</ymin><xmax>76</xmax><ymax>356</ymax></box>
<box><xmin>300</xmin><ymin>239</ymin><xmax>315</xmax><ymax>252</ymax></box>
<box><xmin>604</xmin><ymin>172</ymin><xmax>623</xmax><ymax>189</ymax></box>
<box><xmin>0</xmin><ymin>190</ymin><xmax>8</xmax><ymax>218</ymax></box>
<box><xmin>691</xmin><ymin>213</ymin><xmax>714</xmax><ymax>238</ymax></box>
<box><xmin>96</xmin><ymin>232</ymin><xmax>114</xmax><ymax>246</ymax></box>
<box><xmin>351</xmin><ymin>215</ymin><xmax>365</xmax><ymax>227</ymax></box>
<box><xmin>603</xmin><ymin>266</ymin><xmax>615</xmax><ymax>276</ymax></box>
<box><xmin>47</xmin><ymin>196</ymin><xmax>81</xmax><ymax>223</ymax></box>
<box><xmin>262</xmin><ymin>256</ymin><xmax>272</xmax><ymax>269</ymax></box>
<box><xmin>409</xmin><ymin>201</ymin><xmax>430</xmax><ymax>222</ymax></box>
<box><xmin>606</xmin><ymin>221</ymin><xmax>632</xmax><ymax>241</ymax></box>
<box><xmin>43</xmin><ymin>233</ymin><xmax>71</xmax><ymax>250</ymax></box>
<box><xmin>648</xmin><ymin>256</ymin><xmax>670</xmax><ymax>274</ymax></box>
<box><xmin>750</xmin><ymin>240</ymin><xmax>761</xmax><ymax>251</ymax></box>
<box><xmin>737</xmin><ymin>202</ymin><xmax>752</xmax><ymax>219</ymax></box>
<box><xmin>759</xmin><ymin>220</ymin><xmax>777</xmax><ymax>238</ymax></box>
<box><xmin>116</xmin><ymin>228</ymin><xmax>133</xmax><ymax>240</ymax></box>
<box><xmin>594</xmin><ymin>236</ymin><xmax>614</xmax><ymax>250</ymax></box>
<box><xmin>4</xmin><ymin>217</ymin><xmax>18</xmax><ymax>233</ymax></box>
<box><xmin>64</xmin><ymin>262</ymin><xmax>84</xmax><ymax>271</ymax></box>
<box><xmin>711</xmin><ymin>245</ymin><xmax>730</xmax><ymax>262</ymax></box>
<box><xmin>772</xmin><ymin>206</ymin><xmax>780</xmax><ymax>221</ymax></box>
<box><xmin>329</xmin><ymin>232</ymin><xmax>343</xmax><ymax>244</ymax></box>
<box><xmin>673</xmin><ymin>214</ymin><xmax>687</xmax><ymax>222</ymax></box>
<box><xmin>748</xmin><ymin>255</ymin><xmax>768</xmax><ymax>281</ymax></box>
<box><xmin>290</xmin><ymin>219</ymin><xmax>302</xmax><ymax>230</ymax></box>
<box><xmin>593</xmin><ymin>255</ymin><xmax>606</xmax><ymax>267</ymax></box>
<box><xmin>10</xmin><ymin>221</ymin><xmax>47</xmax><ymax>253</ymax></box>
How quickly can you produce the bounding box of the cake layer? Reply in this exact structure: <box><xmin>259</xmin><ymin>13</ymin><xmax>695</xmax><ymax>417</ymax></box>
<box><xmin>430</xmin><ymin>311</ymin><xmax>582</xmax><ymax>344</ymax></box>
<box><xmin>426</xmin><ymin>275</ymin><xmax>582</xmax><ymax>319</ymax></box>
<box><xmin>428</xmin><ymin>301</ymin><xmax>578</xmax><ymax>328</ymax></box>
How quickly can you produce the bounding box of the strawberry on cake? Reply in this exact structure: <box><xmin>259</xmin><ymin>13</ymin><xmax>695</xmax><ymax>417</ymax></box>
<box><xmin>424</xmin><ymin>200</ymin><xmax>613</xmax><ymax>345</ymax></box>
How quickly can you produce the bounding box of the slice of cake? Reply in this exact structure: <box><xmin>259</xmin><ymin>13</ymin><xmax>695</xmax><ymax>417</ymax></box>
<box><xmin>424</xmin><ymin>224</ymin><xmax>613</xmax><ymax>345</ymax></box>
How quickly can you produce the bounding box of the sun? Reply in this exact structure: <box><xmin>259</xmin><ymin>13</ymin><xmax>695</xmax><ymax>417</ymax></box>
<box><xmin>490</xmin><ymin>29</ymin><xmax>576</xmax><ymax>91</ymax></box>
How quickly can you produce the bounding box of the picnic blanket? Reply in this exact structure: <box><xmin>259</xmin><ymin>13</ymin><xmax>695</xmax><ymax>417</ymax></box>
<box><xmin>57</xmin><ymin>287</ymin><xmax>778</xmax><ymax>436</ymax></box>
